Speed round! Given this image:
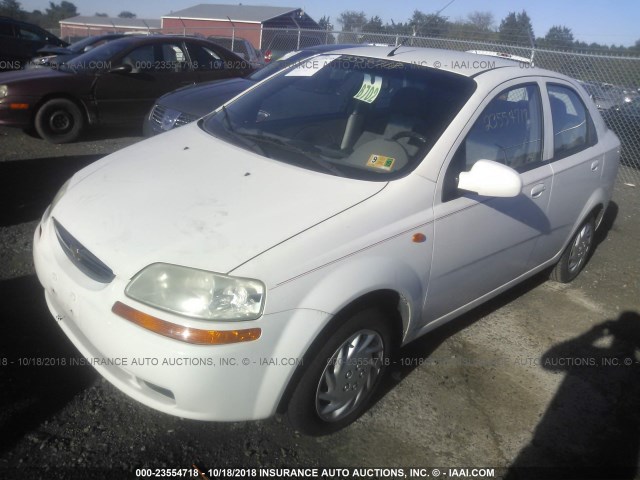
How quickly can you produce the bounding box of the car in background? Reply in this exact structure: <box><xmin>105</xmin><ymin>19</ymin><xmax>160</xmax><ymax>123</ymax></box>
<box><xmin>34</xmin><ymin>46</ymin><xmax>619</xmax><ymax>435</ymax></box>
<box><xmin>602</xmin><ymin>99</ymin><xmax>640</xmax><ymax>166</ymax></box>
<box><xmin>207</xmin><ymin>36</ymin><xmax>265</xmax><ymax>69</ymax></box>
<box><xmin>28</xmin><ymin>33</ymin><xmax>127</xmax><ymax>69</ymax></box>
<box><xmin>0</xmin><ymin>16</ymin><xmax>67</xmax><ymax>71</ymax></box>
<box><xmin>0</xmin><ymin>35</ymin><xmax>252</xmax><ymax>143</ymax></box>
<box><xmin>580</xmin><ymin>81</ymin><xmax>632</xmax><ymax>111</ymax></box>
<box><xmin>144</xmin><ymin>44</ymin><xmax>359</xmax><ymax>136</ymax></box>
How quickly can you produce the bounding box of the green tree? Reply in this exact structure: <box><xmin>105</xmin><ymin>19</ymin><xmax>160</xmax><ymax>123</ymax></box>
<box><xmin>317</xmin><ymin>15</ymin><xmax>332</xmax><ymax>30</ymax></box>
<box><xmin>118</xmin><ymin>11</ymin><xmax>136</xmax><ymax>18</ymax></box>
<box><xmin>337</xmin><ymin>10</ymin><xmax>367</xmax><ymax>32</ymax></box>
<box><xmin>499</xmin><ymin>10</ymin><xmax>534</xmax><ymax>46</ymax></box>
<box><xmin>409</xmin><ymin>10</ymin><xmax>449</xmax><ymax>38</ymax></box>
<box><xmin>363</xmin><ymin>15</ymin><xmax>385</xmax><ymax>33</ymax></box>
<box><xmin>541</xmin><ymin>25</ymin><xmax>574</xmax><ymax>50</ymax></box>
<box><xmin>317</xmin><ymin>15</ymin><xmax>335</xmax><ymax>44</ymax></box>
<box><xmin>44</xmin><ymin>1</ymin><xmax>78</xmax><ymax>27</ymax></box>
<box><xmin>94</xmin><ymin>12</ymin><xmax>108</xmax><ymax>17</ymax></box>
<box><xmin>467</xmin><ymin>11</ymin><xmax>494</xmax><ymax>32</ymax></box>
<box><xmin>0</xmin><ymin>0</ymin><xmax>24</xmax><ymax>19</ymax></box>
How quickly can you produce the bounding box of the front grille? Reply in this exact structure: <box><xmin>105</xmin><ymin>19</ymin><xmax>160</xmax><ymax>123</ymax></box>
<box><xmin>150</xmin><ymin>104</ymin><xmax>166</xmax><ymax>126</ymax></box>
<box><xmin>150</xmin><ymin>104</ymin><xmax>198</xmax><ymax>131</ymax></box>
<box><xmin>53</xmin><ymin>219</ymin><xmax>115</xmax><ymax>283</ymax></box>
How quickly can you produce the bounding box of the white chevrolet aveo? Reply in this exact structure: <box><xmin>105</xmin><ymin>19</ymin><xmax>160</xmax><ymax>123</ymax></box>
<box><xmin>33</xmin><ymin>46</ymin><xmax>620</xmax><ymax>435</ymax></box>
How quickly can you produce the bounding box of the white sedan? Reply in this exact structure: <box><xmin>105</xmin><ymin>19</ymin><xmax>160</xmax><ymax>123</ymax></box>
<box><xmin>33</xmin><ymin>46</ymin><xmax>619</xmax><ymax>435</ymax></box>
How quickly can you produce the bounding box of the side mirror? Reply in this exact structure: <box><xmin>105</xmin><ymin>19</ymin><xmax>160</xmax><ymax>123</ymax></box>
<box><xmin>458</xmin><ymin>159</ymin><xmax>522</xmax><ymax>198</ymax></box>
<box><xmin>109</xmin><ymin>64</ymin><xmax>133</xmax><ymax>74</ymax></box>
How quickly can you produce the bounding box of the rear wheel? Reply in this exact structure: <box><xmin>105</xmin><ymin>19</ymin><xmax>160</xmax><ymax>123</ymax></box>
<box><xmin>287</xmin><ymin>308</ymin><xmax>391</xmax><ymax>435</ymax></box>
<box><xmin>34</xmin><ymin>98</ymin><xmax>84</xmax><ymax>144</ymax></box>
<box><xmin>551</xmin><ymin>215</ymin><xmax>595</xmax><ymax>283</ymax></box>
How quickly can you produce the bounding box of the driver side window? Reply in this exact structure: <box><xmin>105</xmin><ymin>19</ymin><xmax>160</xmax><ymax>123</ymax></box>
<box><xmin>443</xmin><ymin>84</ymin><xmax>543</xmax><ymax>201</ymax></box>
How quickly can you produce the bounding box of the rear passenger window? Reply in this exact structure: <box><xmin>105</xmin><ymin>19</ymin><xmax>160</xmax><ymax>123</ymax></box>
<box><xmin>18</xmin><ymin>26</ymin><xmax>44</xmax><ymax>41</ymax></box>
<box><xmin>548</xmin><ymin>84</ymin><xmax>597</xmax><ymax>160</ymax></box>
<box><xmin>186</xmin><ymin>43</ymin><xmax>225</xmax><ymax>71</ymax></box>
<box><xmin>443</xmin><ymin>84</ymin><xmax>543</xmax><ymax>201</ymax></box>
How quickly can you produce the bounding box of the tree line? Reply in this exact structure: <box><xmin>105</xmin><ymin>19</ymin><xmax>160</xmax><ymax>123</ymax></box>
<box><xmin>0</xmin><ymin>0</ymin><xmax>136</xmax><ymax>28</ymax></box>
<box><xmin>321</xmin><ymin>9</ymin><xmax>640</xmax><ymax>55</ymax></box>
<box><xmin>2</xmin><ymin>0</ymin><xmax>638</xmax><ymax>55</ymax></box>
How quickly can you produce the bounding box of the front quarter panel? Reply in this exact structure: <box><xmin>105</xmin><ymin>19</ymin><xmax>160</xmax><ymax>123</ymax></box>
<box><xmin>230</xmin><ymin>174</ymin><xmax>436</xmax><ymax>344</ymax></box>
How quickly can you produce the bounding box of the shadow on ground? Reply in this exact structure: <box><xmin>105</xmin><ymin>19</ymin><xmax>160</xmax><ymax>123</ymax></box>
<box><xmin>505</xmin><ymin>310</ymin><xmax>640</xmax><ymax>480</ymax></box>
<box><xmin>0</xmin><ymin>154</ymin><xmax>102</xmax><ymax>227</ymax></box>
<box><xmin>0</xmin><ymin>275</ymin><xmax>97</xmax><ymax>455</ymax></box>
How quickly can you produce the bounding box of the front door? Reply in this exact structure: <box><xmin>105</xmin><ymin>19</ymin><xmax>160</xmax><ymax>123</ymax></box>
<box><xmin>93</xmin><ymin>41</ymin><xmax>198</xmax><ymax>125</ymax></box>
<box><xmin>425</xmin><ymin>81</ymin><xmax>552</xmax><ymax>323</ymax></box>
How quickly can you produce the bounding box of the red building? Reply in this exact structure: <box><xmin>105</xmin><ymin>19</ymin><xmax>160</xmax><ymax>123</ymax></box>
<box><xmin>161</xmin><ymin>3</ymin><xmax>320</xmax><ymax>49</ymax></box>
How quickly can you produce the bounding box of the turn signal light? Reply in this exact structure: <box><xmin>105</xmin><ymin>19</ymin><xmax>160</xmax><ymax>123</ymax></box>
<box><xmin>9</xmin><ymin>103</ymin><xmax>29</xmax><ymax>110</ymax></box>
<box><xmin>112</xmin><ymin>301</ymin><xmax>261</xmax><ymax>345</ymax></box>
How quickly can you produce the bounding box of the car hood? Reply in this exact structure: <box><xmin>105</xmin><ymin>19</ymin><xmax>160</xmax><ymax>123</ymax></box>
<box><xmin>0</xmin><ymin>66</ymin><xmax>73</xmax><ymax>84</ymax></box>
<box><xmin>36</xmin><ymin>46</ymin><xmax>73</xmax><ymax>55</ymax></box>
<box><xmin>158</xmin><ymin>77</ymin><xmax>253</xmax><ymax>117</ymax></box>
<box><xmin>53</xmin><ymin>124</ymin><xmax>385</xmax><ymax>281</ymax></box>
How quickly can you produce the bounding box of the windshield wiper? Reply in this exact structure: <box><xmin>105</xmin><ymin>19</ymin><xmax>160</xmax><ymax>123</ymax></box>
<box><xmin>221</xmin><ymin>105</ymin><xmax>234</xmax><ymax>131</ymax></box>
<box><xmin>238</xmin><ymin>131</ymin><xmax>345</xmax><ymax>176</ymax></box>
<box><xmin>216</xmin><ymin>109</ymin><xmax>267</xmax><ymax>156</ymax></box>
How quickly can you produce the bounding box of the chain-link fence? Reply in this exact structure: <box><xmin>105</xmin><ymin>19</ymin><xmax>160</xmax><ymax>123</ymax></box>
<box><xmin>67</xmin><ymin>25</ymin><xmax>640</xmax><ymax>184</ymax></box>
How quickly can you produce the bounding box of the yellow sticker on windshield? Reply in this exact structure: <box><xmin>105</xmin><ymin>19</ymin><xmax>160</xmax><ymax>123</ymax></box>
<box><xmin>367</xmin><ymin>154</ymin><xmax>395</xmax><ymax>170</ymax></box>
<box><xmin>354</xmin><ymin>74</ymin><xmax>382</xmax><ymax>103</ymax></box>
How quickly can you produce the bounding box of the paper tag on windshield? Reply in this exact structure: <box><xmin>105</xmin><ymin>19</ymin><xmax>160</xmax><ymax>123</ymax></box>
<box><xmin>354</xmin><ymin>74</ymin><xmax>382</xmax><ymax>103</ymax></box>
<box><xmin>285</xmin><ymin>54</ymin><xmax>341</xmax><ymax>76</ymax></box>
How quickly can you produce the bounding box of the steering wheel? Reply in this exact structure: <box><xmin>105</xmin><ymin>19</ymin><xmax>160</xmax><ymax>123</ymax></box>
<box><xmin>389</xmin><ymin>130</ymin><xmax>429</xmax><ymax>146</ymax></box>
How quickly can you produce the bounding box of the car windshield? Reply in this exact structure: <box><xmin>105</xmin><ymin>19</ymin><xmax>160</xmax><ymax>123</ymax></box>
<box><xmin>203</xmin><ymin>54</ymin><xmax>476</xmax><ymax>181</ymax></box>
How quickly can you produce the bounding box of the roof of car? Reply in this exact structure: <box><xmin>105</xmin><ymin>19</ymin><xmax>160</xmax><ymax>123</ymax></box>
<box><xmin>163</xmin><ymin>4</ymin><xmax>298</xmax><ymax>22</ymax></box>
<box><xmin>319</xmin><ymin>45</ymin><xmax>544</xmax><ymax>78</ymax></box>
<box><xmin>59</xmin><ymin>15</ymin><xmax>161</xmax><ymax>29</ymax></box>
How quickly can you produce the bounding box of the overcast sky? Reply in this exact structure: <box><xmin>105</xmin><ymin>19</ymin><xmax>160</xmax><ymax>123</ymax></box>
<box><xmin>18</xmin><ymin>0</ymin><xmax>640</xmax><ymax>47</ymax></box>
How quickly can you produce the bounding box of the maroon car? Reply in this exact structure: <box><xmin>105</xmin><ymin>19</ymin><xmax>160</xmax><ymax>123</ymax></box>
<box><xmin>0</xmin><ymin>35</ymin><xmax>252</xmax><ymax>143</ymax></box>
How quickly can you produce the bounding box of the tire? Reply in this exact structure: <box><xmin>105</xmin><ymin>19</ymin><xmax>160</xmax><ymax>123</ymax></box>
<box><xmin>287</xmin><ymin>308</ymin><xmax>391</xmax><ymax>435</ymax></box>
<box><xmin>34</xmin><ymin>98</ymin><xmax>84</xmax><ymax>144</ymax></box>
<box><xmin>551</xmin><ymin>215</ymin><xmax>595</xmax><ymax>283</ymax></box>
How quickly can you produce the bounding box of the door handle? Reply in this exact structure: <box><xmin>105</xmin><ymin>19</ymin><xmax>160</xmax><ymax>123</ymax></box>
<box><xmin>591</xmin><ymin>160</ymin><xmax>600</xmax><ymax>172</ymax></box>
<box><xmin>530</xmin><ymin>184</ymin><xmax>546</xmax><ymax>199</ymax></box>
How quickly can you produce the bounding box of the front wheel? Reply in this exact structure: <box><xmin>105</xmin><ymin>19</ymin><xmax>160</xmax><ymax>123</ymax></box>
<box><xmin>287</xmin><ymin>308</ymin><xmax>391</xmax><ymax>435</ymax></box>
<box><xmin>551</xmin><ymin>215</ymin><xmax>595</xmax><ymax>283</ymax></box>
<box><xmin>34</xmin><ymin>98</ymin><xmax>84</xmax><ymax>144</ymax></box>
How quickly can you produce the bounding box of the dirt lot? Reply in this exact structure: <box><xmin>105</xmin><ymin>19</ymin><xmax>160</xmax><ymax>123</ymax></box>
<box><xmin>1</xmin><ymin>125</ymin><xmax>639</xmax><ymax>480</ymax></box>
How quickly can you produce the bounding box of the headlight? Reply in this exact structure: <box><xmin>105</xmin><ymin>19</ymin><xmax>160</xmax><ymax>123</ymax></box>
<box><xmin>0</xmin><ymin>85</ymin><xmax>8</xmax><ymax>98</ymax></box>
<box><xmin>126</xmin><ymin>263</ymin><xmax>265</xmax><ymax>321</ymax></box>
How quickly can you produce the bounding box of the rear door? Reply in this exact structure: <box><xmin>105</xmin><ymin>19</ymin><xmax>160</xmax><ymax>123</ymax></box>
<box><xmin>185</xmin><ymin>41</ymin><xmax>251</xmax><ymax>83</ymax></box>
<box><xmin>532</xmin><ymin>81</ymin><xmax>603</xmax><ymax>263</ymax></box>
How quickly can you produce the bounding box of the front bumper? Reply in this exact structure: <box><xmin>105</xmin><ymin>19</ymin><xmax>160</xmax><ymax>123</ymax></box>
<box><xmin>33</xmin><ymin>213</ymin><xmax>330</xmax><ymax>421</ymax></box>
<box><xmin>0</xmin><ymin>96</ymin><xmax>37</xmax><ymax>127</ymax></box>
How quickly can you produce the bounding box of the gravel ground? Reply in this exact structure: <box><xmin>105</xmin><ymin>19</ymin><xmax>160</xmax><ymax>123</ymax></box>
<box><xmin>1</xmin><ymin>125</ymin><xmax>639</xmax><ymax>480</ymax></box>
